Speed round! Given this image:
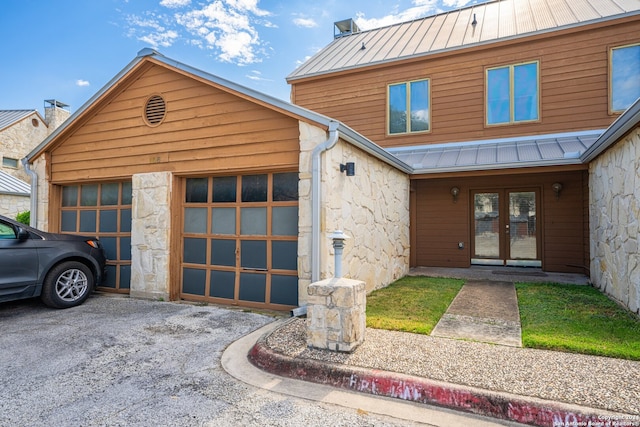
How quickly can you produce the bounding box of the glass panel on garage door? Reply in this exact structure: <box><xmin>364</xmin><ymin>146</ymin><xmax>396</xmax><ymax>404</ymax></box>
<box><xmin>60</xmin><ymin>182</ymin><xmax>132</xmax><ymax>292</ymax></box>
<box><xmin>181</xmin><ymin>173</ymin><xmax>299</xmax><ymax>310</ymax></box>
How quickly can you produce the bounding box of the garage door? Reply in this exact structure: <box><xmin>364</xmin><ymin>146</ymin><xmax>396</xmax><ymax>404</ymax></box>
<box><xmin>60</xmin><ymin>182</ymin><xmax>132</xmax><ymax>292</ymax></box>
<box><xmin>181</xmin><ymin>173</ymin><xmax>298</xmax><ymax>310</ymax></box>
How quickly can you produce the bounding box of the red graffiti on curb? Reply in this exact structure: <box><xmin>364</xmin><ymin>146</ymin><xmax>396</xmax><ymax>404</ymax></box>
<box><xmin>248</xmin><ymin>341</ymin><xmax>638</xmax><ymax>427</ymax></box>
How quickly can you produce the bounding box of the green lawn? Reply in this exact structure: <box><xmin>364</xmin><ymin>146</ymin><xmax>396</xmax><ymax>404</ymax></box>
<box><xmin>516</xmin><ymin>282</ymin><xmax>640</xmax><ymax>360</ymax></box>
<box><xmin>366</xmin><ymin>276</ymin><xmax>640</xmax><ymax>360</ymax></box>
<box><xmin>366</xmin><ymin>276</ymin><xmax>464</xmax><ymax>334</ymax></box>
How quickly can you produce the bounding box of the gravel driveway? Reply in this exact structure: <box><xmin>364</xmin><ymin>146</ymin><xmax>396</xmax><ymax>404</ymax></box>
<box><xmin>0</xmin><ymin>295</ymin><xmax>426</xmax><ymax>427</ymax></box>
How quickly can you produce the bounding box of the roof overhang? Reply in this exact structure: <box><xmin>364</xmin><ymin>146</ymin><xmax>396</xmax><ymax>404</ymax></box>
<box><xmin>388</xmin><ymin>130</ymin><xmax>605</xmax><ymax>175</ymax></box>
<box><xmin>581</xmin><ymin>97</ymin><xmax>640</xmax><ymax>162</ymax></box>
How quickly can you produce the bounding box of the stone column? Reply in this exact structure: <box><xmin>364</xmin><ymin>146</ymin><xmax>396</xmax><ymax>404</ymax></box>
<box><xmin>306</xmin><ymin>278</ymin><xmax>366</xmax><ymax>352</ymax></box>
<box><xmin>130</xmin><ymin>171</ymin><xmax>172</xmax><ymax>301</ymax></box>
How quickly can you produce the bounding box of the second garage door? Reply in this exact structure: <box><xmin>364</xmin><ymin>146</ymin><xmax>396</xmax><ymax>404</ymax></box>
<box><xmin>180</xmin><ymin>172</ymin><xmax>299</xmax><ymax>310</ymax></box>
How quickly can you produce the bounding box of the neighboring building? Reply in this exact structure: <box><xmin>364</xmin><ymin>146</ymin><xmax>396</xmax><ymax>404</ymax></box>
<box><xmin>287</xmin><ymin>0</ymin><xmax>640</xmax><ymax>276</ymax></box>
<box><xmin>0</xmin><ymin>170</ymin><xmax>30</xmax><ymax>217</ymax></box>
<box><xmin>0</xmin><ymin>109</ymin><xmax>48</xmax><ymax>184</ymax></box>
<box><xmin>0</xmin><ymin>101</ymin><xmax>70</xmax><ymax>218</ymax></box>
<box><xmin>25</xmin><ymin>49</ymin><xmax>410</xmax><ymax>311</ymax></box>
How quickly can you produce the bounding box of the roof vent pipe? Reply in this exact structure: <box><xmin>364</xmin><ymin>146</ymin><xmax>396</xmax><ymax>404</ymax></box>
<box><xmin>472</xmin><ymin>13</ymin><xmax>477</xmax><ymax>26</ymax></box>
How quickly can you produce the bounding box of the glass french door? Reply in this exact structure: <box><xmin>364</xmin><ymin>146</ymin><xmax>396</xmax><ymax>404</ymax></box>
<box><xmin>471</xmin><ymin>189</ymin><xmax>540</xmax><ymax>267</ymax></box>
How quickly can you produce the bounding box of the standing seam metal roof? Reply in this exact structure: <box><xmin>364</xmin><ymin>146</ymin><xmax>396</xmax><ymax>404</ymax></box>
<box><xmin>0</xmin><ymin>170</ymin><xmax>30</xmax><ymax>196</ymax></box>
<box><xmin>0</xmin><ymin>110</ymin><xmax>37</xmax><ymax>132</ymax></box>
<box><xmin>287</xmin><ymin>0</ymin><xmax>640</xmax><ymax>81</ymax></box>
<box><xmin>388</xmin><ymin>130</ymin><xmax>603</xmax><ymax>173</ymax></box>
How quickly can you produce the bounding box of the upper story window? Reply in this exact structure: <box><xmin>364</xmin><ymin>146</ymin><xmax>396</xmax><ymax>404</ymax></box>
<box><xmin>611</xmin><ymin>43</ymin><xmax>640</xmax><ymax>113</ymax></box>
<box><xmin>2</xmin><ymin>157</ymin><xmax>19</xmax><ymax>169</ymax></box>
<box><xmin>486</xmin><ymin>61</ymin><xmax>539</xmax><ymax>125</ymax></box>
<box><xmin>388</xmin><ymin>79</ymin><xmax>430</xmax><ymax>135</ymax></box>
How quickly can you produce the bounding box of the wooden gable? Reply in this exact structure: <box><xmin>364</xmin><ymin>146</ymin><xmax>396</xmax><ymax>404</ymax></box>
<box><xmin>48</xmin><ymin>60</ymin><xmax>300</xmax><ymax>183</ymax></box>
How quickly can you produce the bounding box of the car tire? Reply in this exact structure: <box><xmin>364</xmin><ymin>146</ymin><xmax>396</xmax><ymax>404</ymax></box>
<box><xmin>41</xmin><ymin>261</ymin><xmax>94</xmax><ymax>308</ymax></box>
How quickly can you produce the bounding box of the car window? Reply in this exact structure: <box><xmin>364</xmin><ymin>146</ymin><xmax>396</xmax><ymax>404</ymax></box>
<box><xmin>0</xmin><ymin>221</ymin><xmax>17</xmax><ymax>239</ymax></box>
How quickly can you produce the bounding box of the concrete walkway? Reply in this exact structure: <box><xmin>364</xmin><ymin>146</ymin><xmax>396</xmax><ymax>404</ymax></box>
<box><xmin>431</xmin><ymin>280</ymin><xmax>522</xmax><ymax>347</ymax></box>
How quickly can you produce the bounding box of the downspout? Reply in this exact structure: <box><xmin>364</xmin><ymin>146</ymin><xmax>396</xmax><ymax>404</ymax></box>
<box><xmin>311</xmin><ymin>120</ymin><xmax>340</xmax><ymax>282</ymax></box>
<box><xmin>22</xmin><ymin>158</ymin><xmax>38</xmax><ymax>227</ymax></box>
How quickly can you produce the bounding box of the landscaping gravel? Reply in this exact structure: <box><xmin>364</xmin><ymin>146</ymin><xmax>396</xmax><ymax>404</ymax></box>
<box><xmin>266</xmin><ymin>318</ymin><xmax>640</xmax><ymax>415</ymax></box>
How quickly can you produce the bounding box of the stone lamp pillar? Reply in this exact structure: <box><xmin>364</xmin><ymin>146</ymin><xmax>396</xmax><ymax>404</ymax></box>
<box><xmin>307</xmin><ymin>230</ymin><xmax>365</xmax><ymax>353</ymax></box>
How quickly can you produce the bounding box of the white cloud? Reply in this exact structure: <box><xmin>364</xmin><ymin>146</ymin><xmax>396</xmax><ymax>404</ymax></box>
<box><xmin>76</xmin><ymin>79</ymin><xmax>90</xmax><ymax>87</ymax></box>
<box><xmin>293</xmin><ymin>17</ymin><xmax>318</xmax><ymax>28</ymax></box>
<box><xmin>140</xmin><ymin>30</ymin><xmax>179</xmax><ymax>47</ymax></box>
<box><xmin>246</xmin><ymin>70</ymin><xmax>272</xmax><ymax>82</ymax></box>
<box><xmin>126</xmin><ymin>1</ymin><xmax>273</xmax><ymax>65</ymax></box>
<box><xmin>354</xmin><ymin>0</ymin><xmax>443</xmax><ymax>30</ymax></box>
<box><xmin>160</xmin><ymin>0</ymin><xmax>190</xmax><ymax>7</ymax></box>
<box><xmin>442</xmin><ymin>0</ymin><xmax>476</xmax><ymax>7</ymax></box>
<box><xmin>174</xmin><ymin>1</ymin><xmax>272</xmax><ymax>64</ymax></box>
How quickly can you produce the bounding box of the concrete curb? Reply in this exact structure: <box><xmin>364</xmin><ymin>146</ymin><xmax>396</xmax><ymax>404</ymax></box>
<box><xmin>248</xmin><ymin>325</ymin><xmax>636</xmax><ymax>427</ymax></box>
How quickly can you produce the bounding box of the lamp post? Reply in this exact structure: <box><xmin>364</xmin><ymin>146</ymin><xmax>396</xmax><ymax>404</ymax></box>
<box><xmin>327</xmin><ymin>230</ymin><xmax>350</xmax><ymax>278</ymax></box>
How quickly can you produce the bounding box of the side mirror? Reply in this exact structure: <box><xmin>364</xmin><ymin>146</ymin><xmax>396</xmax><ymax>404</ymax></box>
<box><xmin>16</xmin><ymin>227</ymin><xmax>30</xmax><ymax>241</ymax></box>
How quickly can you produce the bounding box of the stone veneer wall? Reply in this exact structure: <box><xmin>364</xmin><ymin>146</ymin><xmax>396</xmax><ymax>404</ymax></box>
<box><xmin>589</xmin><ymin>126</ymin><xmax>640</xmax><ymax>314</ymax></box>
<box><xmin>298</xmin><ymin>122</ymin><xmax>410</xmax><ymax>304</ymax></box>
<box><xmin>0</xmin><ymin>113</ymin><xmax>48</xmax><ymax>183</ymax></box>
<box><xmin>130</xmin><ymin>171</ymin><xmax>172</xmax><ymax>301</ymax></box>
<box><xmin>0</xmin><ymin>194</ymin><xmax>30</xmax><ymax>218</ymax></box>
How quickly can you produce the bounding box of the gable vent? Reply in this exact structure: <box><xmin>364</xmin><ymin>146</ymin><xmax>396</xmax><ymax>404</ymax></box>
<box><xmin>144</xmin><ymin>95</ymin><xmax>166</xmax><ymax>125</ymax></box>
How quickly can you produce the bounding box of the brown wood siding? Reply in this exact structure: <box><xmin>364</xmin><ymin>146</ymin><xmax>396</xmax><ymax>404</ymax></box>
<box><xmin>413</xmin><ymin>170</ymin><xmax>587</xmax><ymax>273</ymax></box>
<box><xmin>291</xmin><ymin>19</ymin><xmax>640</xmax><ymax>148</ymax></box>
<box><xmin>49</xmin><ymin>64</ymin><xmax>301</xmax><ymax>182</ymax></box>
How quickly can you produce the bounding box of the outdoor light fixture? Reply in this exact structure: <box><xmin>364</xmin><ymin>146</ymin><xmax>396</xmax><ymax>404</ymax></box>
<box><xmin>450</xmin><ymin>186</ymin><xmax>460</xmax><ymax>203</ymax></box>
<box><xmin>340</xmin><ymin>162</ymin><xmax>355</xmax><ymax>176</ymax></box>
<box><xmin>552</xmin><ymin>182</ymin><xmax>563</xmax><ymax>199</ymax></box>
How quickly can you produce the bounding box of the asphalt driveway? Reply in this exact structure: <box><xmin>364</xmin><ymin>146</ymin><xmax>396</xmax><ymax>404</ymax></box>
<box><xmin>0</xmin><ymin>294</ymin><xmax>429</xmax><ymax>427</ymax></box>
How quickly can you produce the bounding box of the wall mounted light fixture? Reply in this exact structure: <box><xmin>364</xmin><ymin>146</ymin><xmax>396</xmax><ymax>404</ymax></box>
<box><xmin>340</xmin><ymin>162</ymin><xmax>355</xmax><ymax>176</ymax></box>
<box><xmin>450</xmin><ymin>186</ymin><xmax>460</xmax><ymax>203</ymax></box>
<box><xmin>552</xmin><ymin>182</ymin><xmax>563</xmax><ymax>199</ymax></box>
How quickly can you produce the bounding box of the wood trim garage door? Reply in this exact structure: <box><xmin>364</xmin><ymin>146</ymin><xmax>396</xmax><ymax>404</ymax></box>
<box><xmin>58</xmin><ymin>181</ymin><xmax>132</xmax><ymax>292</ymax></box>
<box><xmin>180</xmin><ymin>172</ymin><xmax>299</xmax><ymax>310</ymax></box>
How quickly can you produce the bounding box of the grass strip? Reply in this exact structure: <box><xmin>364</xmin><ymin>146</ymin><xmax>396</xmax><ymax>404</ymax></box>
<box><xmin>366</xmin><ymin>276</ymin><xmax>464</xmax><ymax>335</ymax></box>
<box><xmin>516</xmin><ymin>282</ymin><xmax>640</xmax><ymax>360</ymax></box>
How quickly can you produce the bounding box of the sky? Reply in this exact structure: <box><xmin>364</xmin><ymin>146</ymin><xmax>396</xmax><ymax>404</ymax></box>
<box><xmin>0</xmin><ymin>0</ymin><xmax>487</xmax><ymax>116</ymax></box>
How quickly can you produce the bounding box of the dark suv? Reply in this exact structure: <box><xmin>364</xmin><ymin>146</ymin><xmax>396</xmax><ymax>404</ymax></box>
<box><xmin>0</xmin><ymin>214</ymin><xmax>106</xmax><ymax>308</ymax></box>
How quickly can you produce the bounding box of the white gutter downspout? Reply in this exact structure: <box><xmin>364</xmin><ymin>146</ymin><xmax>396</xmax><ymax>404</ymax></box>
<box><xmin>22</xmin><ymin>158</ymin><xmax>38</xmax><ymax>227</ymax></box>
<box><xmin>311</xmin><ymin>120</ymin><xmax>340</xmax><ymax>282</ymax></box>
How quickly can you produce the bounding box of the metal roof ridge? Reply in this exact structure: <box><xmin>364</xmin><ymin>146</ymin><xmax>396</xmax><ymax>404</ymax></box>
<box><xmin>387</xmin><ymin>129</ymin><xmax>606</xmax><ymax>153</ymax></box>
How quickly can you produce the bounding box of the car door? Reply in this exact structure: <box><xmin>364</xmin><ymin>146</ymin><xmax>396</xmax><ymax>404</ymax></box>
<box><xmin>0</xmin><ymin>219</ymin><xmax>39</xmax><ymax>294</ymax></box>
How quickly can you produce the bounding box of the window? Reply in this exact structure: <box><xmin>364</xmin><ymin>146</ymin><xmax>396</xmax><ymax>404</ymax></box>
<box><xmin>2</xmin><ymin>157</ymin><xmax>19</xmax><ymax>168</ymax></box>
<box><xmin>388</xmin><ymin>79</ymin><xmax>430</xmax><ymax>135</ymax></box>
<box><xmin>611</xmin><ymin>43</ymin><xmax>640</xmax><ymax>113</ymax></box>
<box><xmin>486</xmin><ymin>61</ymin><xmax>539</xmax><ymax>125</ymax></box>
<box><xmin>0</xmin><ymin>221</ymin><xmax>16</xmax><ymax>239</ymax></box>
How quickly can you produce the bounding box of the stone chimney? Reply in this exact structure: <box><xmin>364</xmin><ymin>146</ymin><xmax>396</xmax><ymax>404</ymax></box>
<box><xmin>44</xmin><ymin>99</ymin><xmax>71</xmax><ymax>133</ymax></box>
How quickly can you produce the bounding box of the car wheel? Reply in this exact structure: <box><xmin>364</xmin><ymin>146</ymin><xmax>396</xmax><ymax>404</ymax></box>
<box><xmin>41</xmin><ymin>261</ymin><xmax>94</xmax><ymax>308</ymax></box>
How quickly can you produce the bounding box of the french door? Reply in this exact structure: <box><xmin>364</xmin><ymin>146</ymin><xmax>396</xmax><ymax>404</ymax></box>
<box><xmin>471</xmin><ymin>189</ymin><xmax>541</xmax><ymax>267</ymax></box>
